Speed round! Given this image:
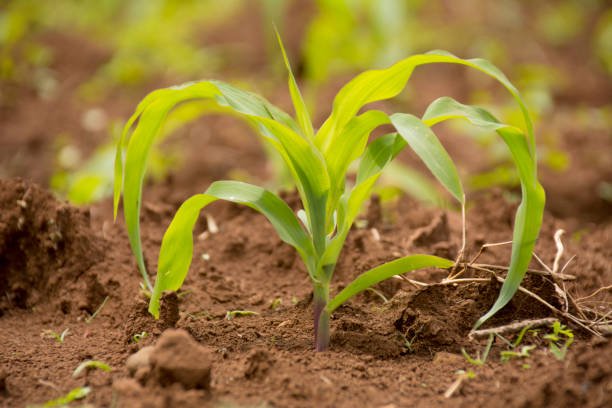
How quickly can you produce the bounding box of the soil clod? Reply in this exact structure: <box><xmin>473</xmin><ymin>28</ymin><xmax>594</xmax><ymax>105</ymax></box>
<box><xmin>149</xmin><ymin>329</ymin><xmax>213</xmax><ymax>390</ymax></box>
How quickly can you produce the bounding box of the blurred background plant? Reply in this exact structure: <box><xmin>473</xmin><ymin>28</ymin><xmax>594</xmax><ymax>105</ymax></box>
<box><xmin>1</xmin><ymin>0</ymin><xmax>241</xmax><ymax>93</ymax></box>
<box><xmin>1</xmin><ymin>0</ymin><xmax>609</xmax><ymax>210</ymax></box>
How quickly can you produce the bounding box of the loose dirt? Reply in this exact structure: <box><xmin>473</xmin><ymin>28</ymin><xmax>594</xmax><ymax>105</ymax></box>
<box><xmin>0</xmin><ymin>177</ymin><xmax>609</xmax><ymax>408</ymax></box>
<box><xmin>1</xmin><ymin>3</ymin><xmax>610</xmax><ymax>406</ymax></box>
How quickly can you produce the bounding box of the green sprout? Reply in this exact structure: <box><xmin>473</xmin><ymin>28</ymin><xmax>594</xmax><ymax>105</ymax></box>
<box><xmin>41</xmin><ymin>328</ymin><xmax>70</xmax><ymax>344</ymax></box>
<box><xmin>131</xmin><ymin>331</ymin><xmax>148</xmax><ymax>343</ymax></box>
<box><xmin>114</xmin><ymin>34</ymin><xmax>544</xmax><ymax>351</ymax></box>
<box><xmin>544</xmin><ymin>321</ymin><xmax>574</xmax><ymax>360</ymax></box>
<box><xmin>225</xmin><ymin>310</ymin><xmax>260</xmax><ymax>321</ymax></box>
<box><xmin>72</xmin><ymin>360</ymin><xmax>112</xmax><ymax>378</ymax></box>
<box><xmin>269</xmin><ymin>298</ymin><xmax>283</xmax><ymax>310</ymax></box>
<box><xmin>462</xmin><ymin>334</ymin><xmax>494</xmax><ymax>366</ymax></box>
<box><xmin>500</xmin><ymin>345</ymin><xmax>536</xmax><ymax>362</ymax></box>
<box><xmin>31</xmin><ymin>386</ymin><xmax>91</xmax><ymax>408</ymax></box>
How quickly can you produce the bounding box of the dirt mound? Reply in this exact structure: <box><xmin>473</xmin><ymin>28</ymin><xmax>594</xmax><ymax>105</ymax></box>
<box><xmin>116</xmin><ymin>329</ymin><xmax>214</xmax><ymax>407</ymax></box>
<box><xmin>394</xmin><ymin>275</ymin><xmax>564</xmax><ymax>354</ymax></box>
<box><xmin>0</xmin><ymin>178</ymin><xmax>105</xmax><ymax>314</ymax></box>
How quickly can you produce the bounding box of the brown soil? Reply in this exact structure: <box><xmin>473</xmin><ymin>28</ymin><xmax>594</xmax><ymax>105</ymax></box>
<box><xmin>1</xmin><ymin>3</ymin><xmax>611</xmax><ymax>407</ymax></box>
<box><xmin>0</xmin><ymin>177</ymin><xmax>610</xmax><ymax>408</ymax></box>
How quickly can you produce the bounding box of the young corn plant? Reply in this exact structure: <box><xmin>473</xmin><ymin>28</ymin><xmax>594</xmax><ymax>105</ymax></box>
<box><xmin>114</xmin><ymin>38</ymin><xmax>545</xmax><ymax>351</ymax></box>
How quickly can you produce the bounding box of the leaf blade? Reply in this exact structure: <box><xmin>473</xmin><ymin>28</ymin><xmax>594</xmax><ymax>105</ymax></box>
<box><xmin>275</xmin><ymin>28</ymin><xmax>314</xmax><ymax>139</ymax></box>
<box><xmin>420</xmin><ymin>96</ymin><xmax>545</xmax><ymax>327</ymax></box>
<box><xmin>326</xmin><ymin>255</ymin><xmax>454</xmax><ymax>313</ymax></box>
<box><xmin>390</xmin><ymin>113</ymin><xmax>464</xmax><ymax>204</ymax></box>
<box><xmin>150</xmin><ymin>181</ymin><xmax>314</xmax><ymax>317</ymax></box>
<box><xmin>115</xmin><ymin>80</ymin><xmax>330</xmax><ymax>291</ymax></box>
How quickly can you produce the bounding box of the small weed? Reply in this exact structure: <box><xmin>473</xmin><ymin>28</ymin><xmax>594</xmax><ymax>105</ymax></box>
<box><xmin>131</xmin><ymin>331</ymin><xmax>148</xmax><ymax>343</ymax></box>
<box><xmin>225</xmin><ymin>310</ymin><xmax>259</xmax><ymax>321</ymax></box>
<box><xmin>461</xmin><ymin>334</ymin><xmax>494</xmax><ymax>366</ymax></box>
<box><xmin>41</xmin><ymin>329</ymin><xmax>69</xmax><ymax>344</ymax></box>
<box><xmin>400</xmin><ymin>325</ymin><xmax>423</xmax><ymax>353</ymax></box>
<box><xmin>73</xmin><ymin>360</ymin><xmax>112</xmax><ymax>378</ymax></box>
<box><xmin>269</xmin><ymin>298</ymin><xmax>283</xmax><ymax>310</ymax></box>
<box><xmin>500</xmin><ymin>345</ymin><xmax>536</xmax><ymax>362</ymax></box>
<box><xmin>544</xmin><ymin>321</ymin><xmax>574</xmax><ymax>360</ymax></box>
<box><xmin>28</xmin><ymin>386</ymin><xmax>91</xmax><ymax>408</ymax></box>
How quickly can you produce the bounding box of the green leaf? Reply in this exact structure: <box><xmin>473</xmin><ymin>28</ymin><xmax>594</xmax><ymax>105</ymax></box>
<box><xmin>149</xmin><ymin>181</ymin><xmax>314</xmax><ymax>317</ymax></box>
<box><xmin>114</xmin><ymin>80</ymin><xmax>330</xmax><ymax>291</ymax></box>
<box><xmin>390</xmin><ymin>113</ymin><xmax>464</xmax><ymax>204</ymax></box>
<box><xmin>275</xmin><ymin>27</ymin><xmax>314</xmax><ymax>139</ymax></box>
<box><xmin>326</xmin><ymin>255</ymin><xmax>454</xmax><ymax>313</ymax></box>
<box><xmin>421</xmin><ymin>97</ymin><xmax>545</xmax><ymax>328</ymax></box>
<box><xmin>114</xmin><ymin>87</ymin><xmax>179</xmax><ymax>219</ymax></box>
<box><xmin>42</xmin><ymin>386</ymin><xmax>91</xmax><ymax>407</ymax></box>
<box><xmin>356</xmin><ymin>133</ymin><xmax>406</xmax><ymax>184</ymax></box>
<box><xmin>317</xmin><ymin>50</ymin><xmax>535</xmax><ymax>159</ymax></box>
<box><xmin>321</xmin><ymin>133</ymin><xmax>405</xmax><ymax>268</ymax></box>
<box><xmin>322</xmin><ymin>109</ymin><xmax>390</xmax><ymax>227</ymax></box>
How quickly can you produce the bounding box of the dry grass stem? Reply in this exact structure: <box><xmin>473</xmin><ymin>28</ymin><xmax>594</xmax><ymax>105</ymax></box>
<box><xmin>469</xmin><ymin>318</ymin><xmax>558</xmax><ymax>339</ymax></box>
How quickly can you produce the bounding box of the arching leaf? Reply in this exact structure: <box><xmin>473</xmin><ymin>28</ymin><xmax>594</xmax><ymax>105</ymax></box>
<box><xmin>421</xmin><ymin>96</ymin><xmax>545</xmax><ymax>327</ymax></box>
<box><xmin>150</xmin><ymin>180</ymin><xmax>314</xmax><ymax>316</ymax></box>
<box><xmin>390</xmin><ymin>113</ymin><xmax>464</xmax><ymax>204</ymax></box>
<box><xmin>114</xmin><ymin>80</ymin><xmax>330</xmax><ymax>290</ymax></box>
<box><xmin>326</xmin><ymin>255</ymin><xmax>454</xmax><ymax>314</ymax></box>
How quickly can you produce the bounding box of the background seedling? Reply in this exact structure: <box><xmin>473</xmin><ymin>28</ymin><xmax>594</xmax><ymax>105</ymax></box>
<box><xmin>269</xmin><ymin>298</ymin><xmax>283</xmax><ymax>310</ymax></box>
<box><xmin>73</xmin><ymin>360</ymin><xmax>112</xmax><ymax>378</ymax></box>
<box><xmin>29</xmin><ymin>386</ymin><xmax>91</xmax><ymax>408</ymax></box>
<box><xmin>462</xmin><ymin>334</ymin><xmax>494</xmax><ymax>366</ymax></box>
<box><xmin>544</xmin><ymin>321</ymin><xmax>574</xmax><ymax>360</ymax></box>
<box><xmin>226</xmin><ymin>310</ymin><xmax>259</xmax><ymax>321</ymax></box>
<box><xmin>131</xmin><ymin>331</ymin><xmax>148</xmax><ymax>344</ymax></box>
<box><xmin>114</xmin><ymin>32</ymin><xmax>544</xmax><ymax>350</ymax></box>
<box><xmin>500</xmin><ymin>345</ymin><xmax>536</xmax><ymax>362</ymax></box>
<box><xmin>41</xmin><ymin>329</ymin><xmax>69</xmax><ymax>344</ymax></box>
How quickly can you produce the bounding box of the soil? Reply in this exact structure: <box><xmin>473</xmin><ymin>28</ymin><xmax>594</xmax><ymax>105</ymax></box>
<box><xmin>0</xmin><ymin>177</ymin><xmax>610</xmax><ymax>408</ymax></box>
<box><xmin>0</xmin><ymin>2</ymin><xmax>611</xmax><ymax>407</ymax></box>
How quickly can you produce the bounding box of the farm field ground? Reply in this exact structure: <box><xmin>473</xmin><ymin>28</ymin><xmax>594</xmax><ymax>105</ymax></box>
<box><xmin>0</xmin><ymin>2</ymin><xmax>610</xmax><ymax>407</ymax></box>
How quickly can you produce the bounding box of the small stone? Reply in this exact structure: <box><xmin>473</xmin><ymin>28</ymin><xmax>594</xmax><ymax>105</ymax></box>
<box><xmin>150</xmin><ymin>329</ymin><xmax>213</xmax><ymax>390</ymax></box>
<box><xmin>126</xmin><ymin>346</ymin><xmax>154</xmax><ymax>376</ymax></box>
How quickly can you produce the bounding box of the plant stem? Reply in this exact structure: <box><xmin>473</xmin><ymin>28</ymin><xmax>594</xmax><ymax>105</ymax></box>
<box><xmin>313</xmin><ymin>282</ymin><xmax>330</xmax><ymax>351</ymax></box>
